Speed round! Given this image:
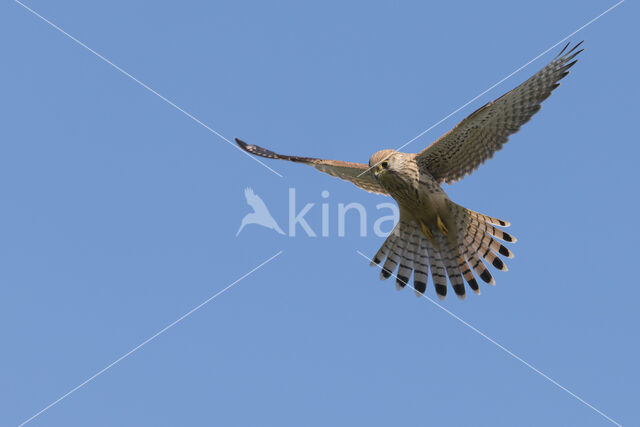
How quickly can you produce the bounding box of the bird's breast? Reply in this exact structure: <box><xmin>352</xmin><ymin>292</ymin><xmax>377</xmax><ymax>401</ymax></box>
<box><xmin>386</xmin><ymin>170</ymin><xmax>449</xmax><ymax>225</ymax></box>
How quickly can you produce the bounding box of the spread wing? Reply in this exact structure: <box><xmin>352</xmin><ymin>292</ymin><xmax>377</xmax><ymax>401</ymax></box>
<box><xmin>235</xmin><ymin>138</ymin><xmax>388</xmax><ymax>195</ymax></box>
<box><xmin>416</xmin><ymin>41</ymin><xmax>583</xmax><ymax>184</ymax></box>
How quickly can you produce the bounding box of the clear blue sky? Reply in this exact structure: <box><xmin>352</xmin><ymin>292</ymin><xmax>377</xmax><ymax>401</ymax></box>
<box><xmin>1</xmin><ymin>1</ymin><xmax>637</xmax><ymax>426</ymax></box>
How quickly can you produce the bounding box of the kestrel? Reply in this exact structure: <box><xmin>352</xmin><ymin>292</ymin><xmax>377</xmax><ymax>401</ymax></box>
<box><xmin>236</xmin><ymin>42</ymin><xmax>583</xmax><ymax>299</ymax></box>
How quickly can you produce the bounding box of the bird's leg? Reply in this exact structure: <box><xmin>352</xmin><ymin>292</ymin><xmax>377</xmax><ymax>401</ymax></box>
<box><xmin>437</xmin><ymin>215</ymin><xmax>449</xmax><ymax>236</ymax></box>
<box><xmin>419</xmin><ymin>221</ymin><xmax>434</xmax><ymax>240</ymax></box>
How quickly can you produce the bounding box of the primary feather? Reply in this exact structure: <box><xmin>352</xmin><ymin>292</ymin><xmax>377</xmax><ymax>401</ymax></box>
<box><xmin>235</xmin><ymin>42</ymin><xmax>582</xmax><ymax>299</ymax></box>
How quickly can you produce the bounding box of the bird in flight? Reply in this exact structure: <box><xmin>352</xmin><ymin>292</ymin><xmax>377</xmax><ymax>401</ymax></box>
<box><xmin>236</xmin><ymin>42</ymin><xmax>583</xmax><ymax>300</ymax></box>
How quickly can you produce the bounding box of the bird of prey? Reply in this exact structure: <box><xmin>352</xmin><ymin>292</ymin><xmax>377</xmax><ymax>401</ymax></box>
<box><xmin>236</xmin><ymin>42</ymin><xmax>583</xmax><ymax>299</ymax></box>
<box><xmin>236</xmin><ymin>187</ymin><xmax>285</xmax><ymax>236</ymax></box>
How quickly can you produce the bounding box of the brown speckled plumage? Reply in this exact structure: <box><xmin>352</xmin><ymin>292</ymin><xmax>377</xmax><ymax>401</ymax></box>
<box><xmin>235</xmin><ymin>42</ymin><xmax>582</xmax><ymax>299</ymax></box>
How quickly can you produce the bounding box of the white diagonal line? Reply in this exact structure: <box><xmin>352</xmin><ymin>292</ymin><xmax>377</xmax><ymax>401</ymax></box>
<box><xmin>13</xmin><ymin>0</ymin><xmax>283</xmax><ymax>178</ymax></box>
<box><xmin>18</xmin><ymin>250</ymin><xmax>283</xmax><ymax>427</ymax></box>
<box><xmin>397</xmin><ymin>0</ymin><xmax>624</xmax><ymax>153</ymax></box>
<box><xmin>356</xmin><ymin>250</ymin><xmax>622</xmax><ymax>427</ymax></box>
<box><xmin>358</xmin><ymin>0</ymin><xmax>625</xmax><ymax>177</ymax></box>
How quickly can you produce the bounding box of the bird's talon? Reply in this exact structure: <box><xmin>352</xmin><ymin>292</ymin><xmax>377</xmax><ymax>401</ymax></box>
<box><xmin>437</xmin><ymin>215</ymin><xmax>449</xmax><ymax>236</ymax></box>
<box><xmin>420</xmin><ymin>221</ymin><xmax>433</xmax><ymax>240</ymax></box>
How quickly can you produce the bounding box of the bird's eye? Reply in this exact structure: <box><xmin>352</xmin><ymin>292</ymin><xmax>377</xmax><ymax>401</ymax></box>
<box><xmin>381</xmin><ymin>161</ymin><xmax>389</xmax><ymax>169</ymax></box>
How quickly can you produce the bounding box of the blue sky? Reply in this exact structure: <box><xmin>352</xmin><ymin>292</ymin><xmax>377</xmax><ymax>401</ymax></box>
<box><xmin>1</xmin><ymin>1</ymin><xmax>638</xmax><ymax>426</ymax></box>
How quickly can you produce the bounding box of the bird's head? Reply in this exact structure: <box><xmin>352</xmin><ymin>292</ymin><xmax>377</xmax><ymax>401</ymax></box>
<box><xmin>369</xmin><ymin>149</ymin><xmax>400</xmax><ymax>178</ymax></box>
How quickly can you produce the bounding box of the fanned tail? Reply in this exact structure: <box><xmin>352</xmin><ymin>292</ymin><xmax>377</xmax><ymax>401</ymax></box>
<box><xmin>370</xmin><ymin>202</ymin><xmax>516</xmax><ymax>299</ymax></box>
<box><xmin>413</xmin><ymin>237</ymin><xmax>430</xmax><ymax>296</ymax></box>
<box><xmin>396</xmin><ymin>229</ymin><xmax>419</xmax><ymax>290</ymax></box>
<box><xmin>426</xmin><ymin>238</ymin><xmax>448</xmax><ymax>299</ymax></box>
<box><xmin>450</xmin><ymin>200</ymin><xmax>516</xmax><ymax>292</ymax></box>
<box><xmin>438</xmin><ymin>234</ymin><xmax>466</xmax><ymax>299</ymax></box>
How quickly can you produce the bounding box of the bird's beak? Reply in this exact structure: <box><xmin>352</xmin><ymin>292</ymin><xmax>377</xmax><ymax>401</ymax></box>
<box><xmin>373</xmin><ymin>164</ymin><xmax>384</xmax><ymax>178</ymax></box>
